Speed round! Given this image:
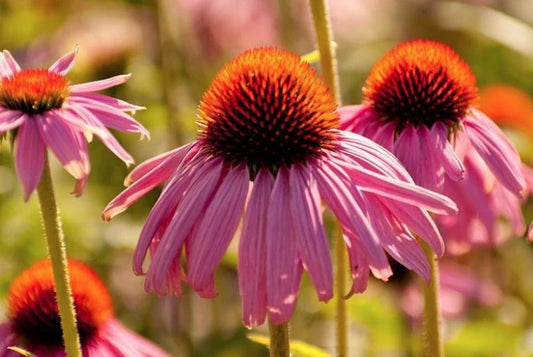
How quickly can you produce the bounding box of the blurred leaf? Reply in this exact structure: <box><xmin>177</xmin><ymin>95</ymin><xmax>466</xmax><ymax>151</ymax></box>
<box><xmin>248</xmin><ymin>334</ymin><xmax>331</xmax><ymax>357</ymax></box>
<box><xmin>446</xmin><ymin>320</ymin><xmax>521</xmax><ymax>357</ymax></box>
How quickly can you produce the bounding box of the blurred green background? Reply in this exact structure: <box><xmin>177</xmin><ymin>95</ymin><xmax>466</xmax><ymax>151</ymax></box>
<box><xmin>0</xmin><ymin>0</ymin><xmax>532</xmax><ymax>356</ymax></box>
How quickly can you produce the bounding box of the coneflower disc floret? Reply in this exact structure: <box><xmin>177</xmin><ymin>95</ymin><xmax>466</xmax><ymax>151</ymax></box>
<box><xmin>198</xmin><ymin>48</ymin><xmax>338</xmax><ymax>174</ymax></box>
<box><xmin>363</xmin><ymin>40</ymin><xmax>477</xmax><ymax>132</ymax></box>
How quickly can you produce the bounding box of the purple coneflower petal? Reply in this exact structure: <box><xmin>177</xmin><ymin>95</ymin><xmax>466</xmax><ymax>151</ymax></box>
<box><xmin>134</xmin><ymin>168</ymin><xmax>197</xmax><ymax>275</ymax></box>
<box><xmin>393</xmin><ymin>126</ymin><xmax>424</xmax><ymax>184</ymax></box>
<box><xmin>339</xmin><ymin>158</ymin><xmax>457</xmax><ymax>215</ymax></box>
<box><xmin>187</xmin><ymin>164</ymin><xmax>249</xmax><ymax>294</ymax></box>
<box><xmin>37</xmin><ymin>115</ymin><xmax>90</xmax><ymax>195</ymax></box>
<box><xmin>69</xmin><ymin>92</ymin><xmax>145</xmax><ymax>112</ymax></box>
<box><xmin>380</xmin><ymin>197</ymin><xmax>444</xmax><ymax>256</ymax></box>
<box><xmin>48</xmin><ymin>47</ymin><xmax>77</xmax><ymax>76</ymax></box>
<box><xmin>312</xmin><ymin>159</ymin><xmax>390</xmax><ymax>277</ymax></box>
<box><xmin>82</xmin><ymin>105</ymin><xmax>149</xmax><ymax>139</ymax></box>
<box><xmin>145</xmin><ymin>158</ymin><xmax>224</xmax><ymax>295</ymax></box>
<box><xmin>102</xmin><ymin>145</ymin><xmax>197</xmax><ymax>221</ymax></box>
<box><xmin>266</xmin><ymin>167</ymin><xmax>303</xmax><ymax>324</ymax></box>
<box><xmin>15</xmin><ymin>119</ymin><xmax>45</xmax><ymax>201</ymax></box>
<box><xmin>71</xmin><ymin>106</ymin><xmax>135</xmax><ymax>166</ymax></box>
<box><xmin>433</xmin><ymin>122</ymin><xmax>465</xmax><ymax>181</ymax></box>
<box><xmin>239</xmin><ymin>169</ymin><xmax>273</xmax><ymax>328</ymax></box>
<box><xmin>125</xmin><ymin>144</ymin><xmax>194</xmax><ymax>186</ymax></box>
<box><xmin>464</xmin><ymin>109</ymin><xmax>525</xmax><ymax>195</ymax></box>
<box><xmin>0</xmin><ymin>50</ymin><xmax>20</xmax><ymax>77</ymax></box>
<box><xmin>344</xmin><ymin>241</ymin><xmax>370</xmax><ymax>296</ymax></box>
<box><xmin>289</xmin><ymin>164</ymin><xmax>333</xmax><ymax>301</ymax></box>
<box><xmin>0</xmin><ymin>110</ymin><xmax>25</xmax><ymax>132</ymax></box>
<box><xmin>69</xmin><ymin>74</ymin><xmax>132</xmax><ymax>93</ymax></box>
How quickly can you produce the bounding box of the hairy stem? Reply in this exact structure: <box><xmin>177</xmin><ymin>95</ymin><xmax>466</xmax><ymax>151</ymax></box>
<box><xmin>36</xmin><ymin>155</ymin><xmax>82</xmax><ymax>357</ymax></box>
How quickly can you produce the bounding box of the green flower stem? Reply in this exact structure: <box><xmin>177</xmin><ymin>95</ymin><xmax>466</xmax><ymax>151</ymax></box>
<box><xmin>308</xmin><ymin>1</ymin><xmax>346</xmax><ymax>356</ymax></box>
<box><xmin>36</xmin><ymin>154</ymin><xmax>82</xmax><ymax>357</ymax></box>
<box><xmin>268</xmin><ymin>320</ymin><xmax>290</xmax><ymax>357</ymax></box>
<box><xmin>420</xmin><ymin>240</ymin><xmax>444</xmax><ymax>357</ymax></box>
<box><xmin>308</xmin><ymin>0</ymin><xmax>341</xmax><ymax>104</ymax></box>
<box><xmin>335</xmin><ymin>227</ymin><xmax>347</xmax><ymax>357</ymax></box>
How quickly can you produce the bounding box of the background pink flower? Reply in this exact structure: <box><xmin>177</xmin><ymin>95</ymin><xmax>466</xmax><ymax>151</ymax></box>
<box><xmin>0</xmin><ymin>48</ymin><xmax>148</xmax><ymax>200</ymax></box>
<box><xmin>339</xmin><ymin>39</ymin><xmax>527</xmax><ymax>253</ymax></box>
<box><xmin>0</xmin><ymin>259</ymin><xmax>170</xmax><ymax>357</ymax></box>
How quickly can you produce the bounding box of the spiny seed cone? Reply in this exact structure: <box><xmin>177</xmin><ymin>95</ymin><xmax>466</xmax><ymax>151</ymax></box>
<box><xmin>0</xmin><ymin>69</ymin><xmax>69</xmax><ymax>114</ymax></box>
<box><xmin>197</xmin><ymin>47</ymin><xmax>339</xmax><ymax>175</ymax></box>
<box><xmin>7</xmin><ymin>259</ymin><xmax>113</xmax><ymax>346</ymax></box>
<box><xmin>363</xmin><ymin>39</ymin><xmax>478</xmax><ymax>131</ymax></box>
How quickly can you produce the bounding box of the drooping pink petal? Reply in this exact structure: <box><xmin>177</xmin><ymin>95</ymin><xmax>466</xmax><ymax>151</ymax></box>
<box><xmin>311</xmin><ymin>159</ymin><xmax>391</xmax><ymax>278</ymax></box>
<box><xmin>48</xmin><ymin>48</ymin><xmax>77</xmax><ymax>76</ymax></box>
<box><xmin>337</xmin><ymin>155</ymin><xmax>458</xmax><ymax>215</ymax></box>
<box><xmin>144</xmin><ymin>158</ymin><xmax>224</xmax><ymax>295</ymax></box>
<box><xmin>289</xmin><ymin>164</ymin><xmax>333</xmax><ymax>301</ymax></box>
<box><xmin>239</xmin><ymin>169</ymin><xmax>274</xmax><ymax>328</ymax></box>
<box><xmin>266</xmin><ymin>167</ymin><xmax>303</xmax><ymax>325</ymax></box>
<box><xmin>96</xmin><ymin>319</ymin><xmax>171</xmax><ymax>357</ymax></box>
<box><xmin>125</xmin><ymin>144</ymin><xmax>195</xmax><ymax>186</ymax></box>
<box><xmin>464</xmin><ymin>109</ymin><xmax>525</xmax><ymax>195</ymax></box>
<box><xmin>336</xmin><ymin>130</ymin><xmax>413</xmax><ymax>182</ymax></box>
<box><xmin>66</xmin><ymin>105</ymin><xmax>134</xmax><ymax>165</ymax></box>
<box><xmin>75</xmin><ymin>103</ymin><xmax>150</xmax><ymax>139</ymax></box>
<box><xmin>188</xmin><ymin>164</ymin><xmax>250</xmax><ymax>295</ymax></box>
<box><xmin>433</xmin><ymin>122</ymin><xmax>465</xmax><ymax>181</ymax></box>
<box><xmin>417</xmin><ymin>125</ymin><xmax>445</xmax><ymax>189</ymax></box>
<box><xmin>102</xmin><ymin>144</ymin><xmax>200</xmax><ymax>221</ymax></box>
<box><xmin>378</xmin><ymin>196</ymin><xmax>445</xmax><ymax>257</ymax></box>
<box><xmin>393</xmin><ymin>125</ymin><xmax>424</xmax><ymax>184</ymax></box>
<box><xmin>133</xmin><ymin>163</ymin><xmax>200</xmax><ymax>275</ymax></box>
<box><xmin>344</xmin><ymin>239</ymin><xmax>370</xmax><ymax>297</ymax></box>
<box><xmin>15</xmin><ymin>118</ymin><xmax>45</xmax><ymax>201</ymax></box>
<box><xmin>37</xmin><ymin>114</ymin><xmax>90</xmax><ymax>193</ymax></box>
<box><xmin>0</xmin><ymin>110</ymin><xmax>25</xmax><ymax>132</ymax></box>
<box><xmin>0</xmin><ymin>50</ymin><xmax>21</xmax><ymax>77</ymax></box>
<box><xmin>69</xmin><ymin>74</ymin><xmax>132</xmax><ymax>93</ymax></box>
<box><xmin>69</xmin><ymin>92</ymin><xmax>145</xmax><ymax>112</ymax></box>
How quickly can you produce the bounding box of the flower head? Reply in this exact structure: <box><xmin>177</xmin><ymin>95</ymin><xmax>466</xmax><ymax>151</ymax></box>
<box><xmin>340</xmin><ymin>39</ymin><xmax>527</xmax><ymax>253</ymax></box>
<box><xmin>0</xmin><ymin>48</ymin><xmax>149</xmax><ymax>200</ymax></box>
<box><xmin>0</xmin><ymin>259</ymin><xmax>169</xmax><ymax>356</ymax></box>
<box><xmin>103</xmin><ymin>47</ymin><xmax>457</xmax><ymax>327</ymax></box>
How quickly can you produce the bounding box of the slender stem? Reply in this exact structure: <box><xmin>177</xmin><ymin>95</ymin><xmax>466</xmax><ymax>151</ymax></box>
<box><xmin>335</xmin><ymin>227</ymin><xmax>347</xmax><ymax>357</ymax></box>
<box><xmin>268</xmin><ymin>320</ymin><xmax>290</xmax><ymax>357</ymax></box>
<box><xmin>308</xmin><ymin>0</ymin><xmax>341</xmax><ymax>104</ymax></box>
<box><xmin>36</xmin><ymin>155</ymin><xmax>82</xmax><ymax>357</ymax></box>
<box><xmin>308</xmin><ymin>1</ymin><xmax>346</xmax><ymax>356</ymax></box>
<box><xmin>420</xmin><ymin>240</ymin><xmax>444</xmax><ymax>357</ymax></box>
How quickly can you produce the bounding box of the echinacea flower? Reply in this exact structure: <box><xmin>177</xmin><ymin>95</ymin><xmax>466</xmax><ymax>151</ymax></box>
<box><xmin>0</xmin><ymin>259</ymin><xmax>170</xmax><ymax>357</ymax></box>
<box><xmin>339</xmin><ymin>39</ymin><xmax>527</xmax><ymax>254</ymax></box>
<box><xmin>103</xmin><ymin>47</ymin><xmax>457</xmax><ymax>327</ymax></box>
<box><xmin>0</xmin><ymin>48</ymin><xmax>148</xmax><ymax>200</ymax></box>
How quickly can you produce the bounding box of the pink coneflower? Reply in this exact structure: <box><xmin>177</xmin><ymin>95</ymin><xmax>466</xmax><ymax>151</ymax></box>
<box><xmin>0</xmin><ymin>259</ymin><xmax>170</xmax><ymax>357</ymax></box>
<box><xmin>103</xmin><ymin>47</ymin><xmax>457</xmax><ymax>327</ymax></box>
<box><xmin>0</xmin><ymin>48</ymin><xmax>148</xmax><ymax>200</ymax></box>
<box><xmin>339</xmin><ymin>40</ymin><xmax>527</xmax><ymax>254</ymax></box>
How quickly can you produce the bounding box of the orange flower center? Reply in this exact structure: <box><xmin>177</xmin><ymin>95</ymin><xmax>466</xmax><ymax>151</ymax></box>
<box><xmin>7</xmin><ymin>259</ymin><xmax>114</xmax><ymax>347</ymax></box>
<box><xmin>363</xmin><ymin>40</ymin><xmax>477</xmax><ymax>131</ymax></box>
<box><xmin>0</xmin><ymin>69</ymin><xmax>70</xmax><ymax>114</ymax></box>
<box><xmin>197</xmin><ymin>47</ymin><xmax>338</xmax><ymax>176</ymax></box>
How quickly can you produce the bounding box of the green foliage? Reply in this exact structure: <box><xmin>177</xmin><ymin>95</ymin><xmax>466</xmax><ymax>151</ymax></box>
<box><xmin>248</xmin><ymin>334</ymin><xmax>331</xmax><ymax>357</ymax></box>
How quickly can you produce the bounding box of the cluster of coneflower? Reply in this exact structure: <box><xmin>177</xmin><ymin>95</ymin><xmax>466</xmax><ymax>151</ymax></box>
<box><xmin>0</xmin><ymin>1</ymin><xmax>529</xmax><ymax>356</ymax></box>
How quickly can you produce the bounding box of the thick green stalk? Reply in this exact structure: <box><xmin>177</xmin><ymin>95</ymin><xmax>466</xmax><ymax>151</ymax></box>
<box><xmin>36</xmin><ymin>155</ymin><xmax>82</xmax><ymax>357</ymax></box>
<box><xmin>420</xmin><ymin>240</ymin><xmax>444</xmax><ymax>357</ymax></box>
<box><xmin>308</xmin><ymin>0</ymin><xmax>341</xmax><ymax>104</ymax></box>
<box><xmin>308</xmin><ymin>1</ymin><xmax>346</xmax><ymax>356</ymax></box>
<box><xmin>268</xmin><ymin>320</ymin><xmax>290</xmax><ymax>357</ymax></box>
<box><xmin>335</xmin><ymin>227</ymin><xmax>347</xmax><ymax>357</ymax></box>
